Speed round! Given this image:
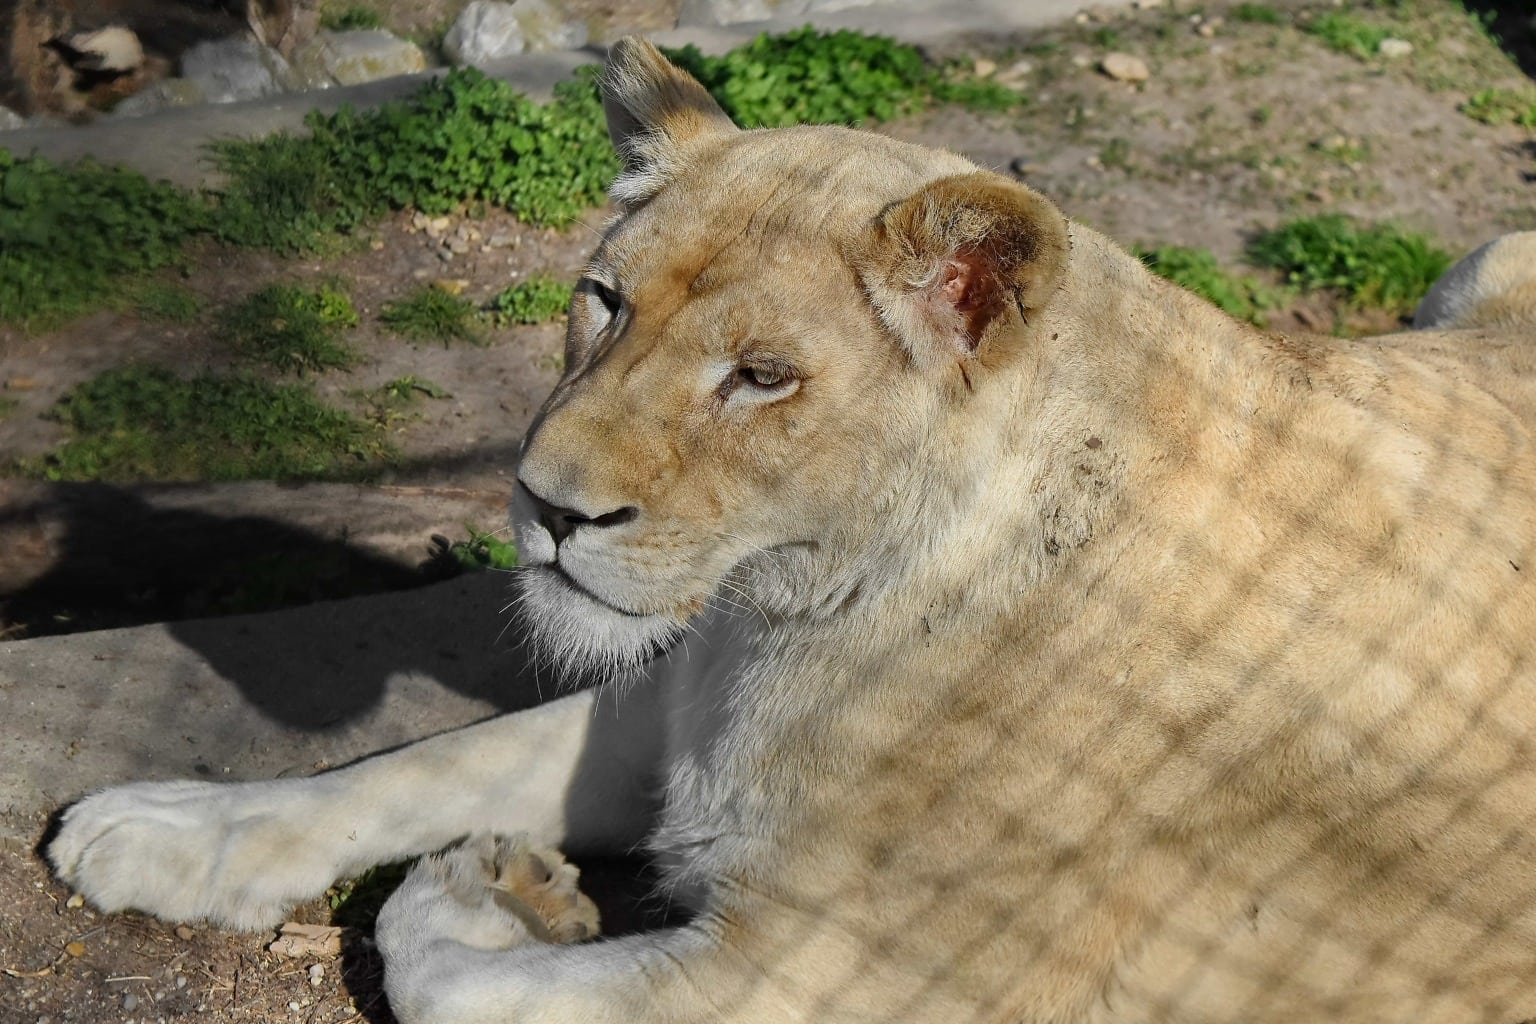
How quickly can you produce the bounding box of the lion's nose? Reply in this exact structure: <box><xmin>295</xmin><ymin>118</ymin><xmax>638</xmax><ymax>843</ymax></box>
<box><xmin>521</xmin><ymin>483</ymin><xmax>637</xmax><ymax>547</ymax></box>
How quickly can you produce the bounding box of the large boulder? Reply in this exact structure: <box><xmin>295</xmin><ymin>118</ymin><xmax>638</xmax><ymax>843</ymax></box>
<box><xmin>179</xmin><ymin>36</ymin><xmax>295</xmax><ymax>103</ymax></box>
<box><xmin>441</xmin><ymin>0</ymin><xmax>587</xmax><ymax>65</ymax></box>
<box><xmin>290</xmin><ymin>28</ymin><xmax>427</xmax><ymax>87</ymax></box>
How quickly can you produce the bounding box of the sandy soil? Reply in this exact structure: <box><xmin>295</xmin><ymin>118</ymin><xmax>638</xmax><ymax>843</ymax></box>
<box><xmin>1</xmin><ymin>1</ymin><xmax>1533</xmax><ymax>1021</ymax></box>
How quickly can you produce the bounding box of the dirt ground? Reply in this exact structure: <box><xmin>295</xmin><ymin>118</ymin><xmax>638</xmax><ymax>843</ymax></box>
<box><xmin>2</xmin><ymin>1</ymin><xmax>1534</xmax><ymax>1021</ymax></box>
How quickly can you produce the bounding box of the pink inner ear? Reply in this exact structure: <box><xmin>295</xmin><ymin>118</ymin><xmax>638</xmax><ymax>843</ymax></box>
<box><xmin>934</xmin><ymin>253</ymin><xmax>1003</xmax><ymax>351</ymax></box>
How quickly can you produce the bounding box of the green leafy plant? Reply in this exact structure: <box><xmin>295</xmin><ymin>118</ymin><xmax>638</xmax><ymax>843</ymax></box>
<box><xmin>1247</xmin><ymin>215</ymin><xmax>1453</xmax><ymax>314</ymax></box>
<box><xmin>1307</xmin><ymin>11</ymin><xmax>1391</xmax><ymax>60</ymax></box>
<box><xmin>27</xmin><ymin>365</ymin><xmax>391</xmax><ymax>482</ymax></box>
<box><xmin>1232</xmin><ymin>3</ymin><xmax>1285</xmax><ymax>25</ymax></box>
<box><xmin>1136</xmin><ymin>245</ymin><xmax>1281</xmax><ymax>325</ymax></box>
<box><xmin>382</xmin><ymin>375</ymin><xmax>451</xmax><ymax>400</ymax></box>
<box><xmin>219</xmin><ymin>283</ymin><xmax>360</xmax><ymax>374</ymax></box>
<box><xmin>665</xmin><ymin>27</ymin><xmax>1020</xmax><ymax>128</ymax></box>
<box><xmin>320</xmin><ymin>4</ymin><xmax>384</xmax><ymax>30</ymax></box>
<box><xmin>448</xmin><ymin>526</ymin><xmax>518</xmax><ymax>571</ymax></box>
<box><xmin>130</xmin><ymin>281</ymin><xmax>203</xmax><ymax>322</ymax></box>
<box><xmin>492</xmin><ymin>276</ymin><xmax>574</xmax><ymax>325</ymax></box>
<box><xmin>360</xmin><ymin>375</ymin><xmax>451</xmax><ymax>426</ymax></box>
<box><xmin>0</xmin><ymin>152</ymin><xmax>208</xmax><ymax>328</ymax></box>
<box><xmin>328</xmin><ymin>861</ymin><xmax>413</xmax><ymax>930</ymax></box>
<box><xmin>207</xmin><ymin>132</ymin><xmax>377</xmax><ymax>254</ymax></box>
<box><xmin>1461</xmin><ymin>87</ymin><xmax>1536</xmax><ymax>128</ymax></box>
<box><xmin>309</xmin><ymin>67</ymin><xmax>618</xmax><ymax>226</ymax></box>
<box><xmin>381</xmin><ymin>286</ymin><xmax>484</xmax><ymax>344</ymax></box>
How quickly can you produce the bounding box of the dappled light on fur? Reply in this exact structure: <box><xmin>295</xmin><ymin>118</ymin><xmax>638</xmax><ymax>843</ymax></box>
<box><xmin>44</xmin><ymin>37</ymin><xmax>1536</xmax><ymax>1024</ymax></box>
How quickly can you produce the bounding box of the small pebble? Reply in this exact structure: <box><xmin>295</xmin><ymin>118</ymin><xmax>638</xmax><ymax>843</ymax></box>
<box><xmin>175</xmin><ymin>974</ymin><xmax>188</xmax><ymax>990</ymax></box>
<box><xmin>308</xmin><ymin>964</ymin><xmax>324</xmax><ymax>987</ymax></box>
<box><xmin>288</xmin><ymin>1001</ymin><xmax>302</xmax><ymax>1012</ymax></box>
<box><xmin>65</xmin><ymin>894</ymin><xmax>84</xmax><ymax>909</ymax></box>
<box><xmin>64</xmin><ymin>941</ymin><xmax>85</xmax><ymax>957</ymax></box>
<box><xmin>174</xmin><ymin>925</ymin><xmax>195</xmax><ymax>941</ymax></box>
<box><xmin>121</xmin><ymin>992</ymin><xmax>138</xmax><ymax>1012</ymax></box>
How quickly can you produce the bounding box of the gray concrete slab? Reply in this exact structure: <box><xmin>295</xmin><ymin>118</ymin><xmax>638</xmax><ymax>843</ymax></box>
<box><xmin>0</xmin><ymin>570</ymin><xmax>560</xmax><ymax>839</ymax></box>
<box><xmin>0</xmin><ymin>0</ymin><xmax>1119</xmax><ymax>188</ymax></box>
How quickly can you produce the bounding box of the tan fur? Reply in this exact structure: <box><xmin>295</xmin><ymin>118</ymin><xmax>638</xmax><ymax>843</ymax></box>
<box><xmin>48</xmin><ymin>41</ymin><xmax>1536</xmax><ymax>1024</ymax></box>
<box><xmin>513</xmin><ymin>41</ymin><xmax>1536</xmax><ymax>1022</ymax></box>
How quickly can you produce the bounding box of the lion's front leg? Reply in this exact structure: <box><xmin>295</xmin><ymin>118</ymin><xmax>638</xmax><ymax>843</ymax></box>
<box><xmin>47</xmin><ymin>684</ymin><xmax>664</xmax><ymax>929</ymax></box>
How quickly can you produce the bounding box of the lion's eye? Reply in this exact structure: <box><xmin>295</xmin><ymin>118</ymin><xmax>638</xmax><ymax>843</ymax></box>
<box><xmin>738</xmin><ymin>365</ymin><xmax>787</xmax><ymax>389</ymax></box>
<box><xmin>593</xmin><ymin>280</ymin><xmax>623</xmax><ymax>320</ymax></box>
<box><xmin>577</xmin><ymin>277</ymin><xmax>624</xmax><ymax>328</ymax></box>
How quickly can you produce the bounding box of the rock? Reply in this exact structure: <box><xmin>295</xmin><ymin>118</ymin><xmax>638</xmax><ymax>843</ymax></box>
<box><xmin>444</xmin><ymin>1</ymin><xmax>526</xmax><ymax>63</ymax></box>
<box><xmin>65</xmin><ymin>893</ymin><xmax>84</xmax><ymax>909</ymax></box>
<box><xmin>506</xmin><ymin>0</ymin><xmax>587</xmax><ymax>52</ymax></box>
<box><xmin>109</xmin><ymin>77</ymin><xmax>206</xmax><ymax>118</ymax></box>
<box><xmin>678</xmin><ymin>0</ymin><xmax>781</xmax><ymax>26</ymax></box>
<box><xmin>443</xmin><ymin>0</ymin><xmax>587</xmax><ymax>63</ymax></box>
<box><xmin>120</xmin><ymin>992</ymin><xmax>138</xmax><ymax>1012</ymax></box>
<box><xmin>180</xmin><ymin>38</ymin><xmax>295</xmax><ymax>103</ymax></box>
<box><xmin>972</xmin><ymin>58</ymin><xmax>997</xmax><ymax>78</ymax></box>
<box><xmin>59</xmin><ymin>27</ymin><xmax>144</xmax><ymax>74</ymax></box>
<box><xmin>1099</xmin><ymin>52</ymin><xmax>1150</xmax><ymax>83</ymax></box>
<box><xmin>268</xmin><ymin>922</ymin><xmax>343</xmax><ymax>959</ymax></box>
<box><xmin>1378</xmin><ymin>38</ymin><xmax>1413</xmax><ymax>59</ymax></box>
<box><xmin>996</xmin><ymin>59</ymin><xmax>1033</xmax><ymax>87</ymax></box>
<box><xmin>307</xmin><ymin>963</ymin><xmax>324</xmax><ymax>986</ymax></box>
<box><xmin>0</xmin><ymin>104</ymin><xmax>23</xmax><ymax>130</ymax></box>
<box><xmin>292</xmin><ymin>29</ymin><xmax>427</xmax><ymax>87</ymax></box>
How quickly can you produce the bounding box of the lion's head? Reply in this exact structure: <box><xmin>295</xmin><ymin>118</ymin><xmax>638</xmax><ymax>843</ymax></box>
<box><xmin>510</xmin><ymin>39</ymin><xmax>1071</xmax><ymax>677</ymax></box>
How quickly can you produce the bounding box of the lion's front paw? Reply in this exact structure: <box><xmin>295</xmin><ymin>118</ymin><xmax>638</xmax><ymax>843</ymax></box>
<box><xmin>48</xmin><ymin>779</ymin><xmax>327</xmax><ymax>929</ymax></box>
<box><xmin>377</xmin><ymin>835</ymin><xmax>599</xmax><ymax>960</ymax></box>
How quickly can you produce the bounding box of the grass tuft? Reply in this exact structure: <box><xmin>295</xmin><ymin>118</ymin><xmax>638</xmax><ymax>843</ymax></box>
<box><xmin>381</xmin><ymin>286</ymin><xmax>484</xmax><ymax>344</ymax></box>
<box><xmin>320</xmin><ymin>4</ymin><xmax>384</xmax><ymax>30</ymax></box>
<box><xmin>1461</xmin><ymin>87</ymin><xmax>1536</xmax><ymax>128</ymax></box>
<box><xmin>665</xmin><ymin>27</ymin><xmax>1022</xmax><ymax>129</ymax></box>
<box><xmin>1247</xmin><ymin>215</ymin><xmax>1452</xmax><ymax>314</ymax></box>
<box><xmin>492</xmin><ymin>276</ymin><xmax>574</xmax><ymax>325</ymax></box>
<box><xmin>1306</xmin><ymin>11</ymin><xmax>1391</xmax><ymax>60</ymax></box>
<box><xmin>1136</xmin><ymin>245</ymin><xmax>1280</xmax><ymax>325</ymax></box>
<box><xmin>219</xmin><ymin>283</ymin><xmax>360</xmax><ymax>374</ymax></box>
<box><xmin>1232</xmin><ymin>3</ymin><xmax>1285</xmax><ymax>25</ymax></box>
<box><xmin>25</xmin><ymin>365</ymin><xmax>391</xmax><ymax>482</ymax></box>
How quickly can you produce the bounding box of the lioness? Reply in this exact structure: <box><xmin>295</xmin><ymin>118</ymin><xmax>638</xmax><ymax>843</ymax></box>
<box><xmin>48</xmin><ymin>40</ymin><xmax>1536</xmax><ymax>1024</ymax></box>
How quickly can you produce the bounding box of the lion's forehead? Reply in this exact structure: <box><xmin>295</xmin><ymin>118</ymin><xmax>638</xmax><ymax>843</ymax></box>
<box><xmin>603</xmin><ymin>126</ymin><xmax>978</xmax><ymax>276</ymax></box>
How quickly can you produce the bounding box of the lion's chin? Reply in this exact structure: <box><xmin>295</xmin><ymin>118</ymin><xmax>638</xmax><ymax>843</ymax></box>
<box><xmin>513</xmin><ymin>567</ymin><xmax>684</xmax><ymax>682</ymax></box>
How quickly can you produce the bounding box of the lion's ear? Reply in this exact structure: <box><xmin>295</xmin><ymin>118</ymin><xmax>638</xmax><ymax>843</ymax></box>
<box><xmin>601</xmin><ymin>38</ymin><xmax>736</xmax><ymax>184</ymax></box>
<box><xmin>858</xmin><ymin>173</ymin><xmax>1070</xmax><ymax>372</ymax></box>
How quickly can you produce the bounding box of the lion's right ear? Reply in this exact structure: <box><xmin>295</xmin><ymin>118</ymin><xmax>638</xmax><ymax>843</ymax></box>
<box><xmin>600</xmin><ymin>38</ymin><xmax>736</xmax><ymax>199</ymax></box>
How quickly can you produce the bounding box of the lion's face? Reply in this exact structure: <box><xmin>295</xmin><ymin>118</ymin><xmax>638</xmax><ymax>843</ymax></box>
<box><xmin>510</xmin><ymin>42</ymin><xmax>1069</xmax><ymax>675</ymax></box>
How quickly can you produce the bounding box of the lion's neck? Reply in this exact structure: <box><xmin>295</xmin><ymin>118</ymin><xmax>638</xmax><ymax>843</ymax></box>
<box><xmin>838</xmin><ymin>225</ymin><xmax>1309</xmax><ymax>631</ymax></box>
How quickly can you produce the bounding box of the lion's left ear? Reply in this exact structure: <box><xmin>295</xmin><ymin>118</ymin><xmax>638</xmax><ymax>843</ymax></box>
<box><xmin>857</xmin><ymin>173</ymin><xmax>1070</xmax><ymax>372</ymax></box>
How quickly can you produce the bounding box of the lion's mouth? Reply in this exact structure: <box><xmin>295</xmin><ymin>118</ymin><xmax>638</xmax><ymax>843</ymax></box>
<box><xmin>543</xmin><ymin>563</ymin><xmax>653</xmax><ymax>619</ymax></box>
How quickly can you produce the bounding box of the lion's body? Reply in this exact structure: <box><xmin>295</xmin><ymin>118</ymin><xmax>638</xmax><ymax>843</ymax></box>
<box><xmin>48</xmin><ymin>41</ymin><xmax>1536</xmax><ymax>1024</ymax></box>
